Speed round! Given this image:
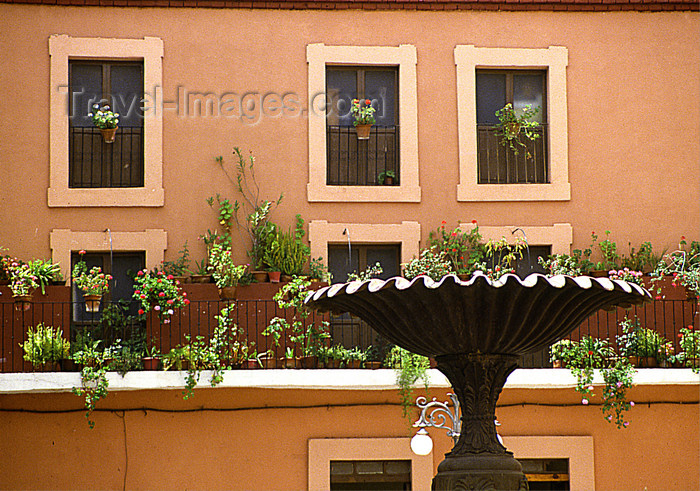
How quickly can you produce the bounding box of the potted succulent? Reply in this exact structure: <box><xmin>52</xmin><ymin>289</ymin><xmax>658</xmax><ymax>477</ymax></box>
<box><xmin>88</xmin><ymin>103</ymin><xmax>119</xmax><ymax>143</ymax></box>
<box><xmin>21</xmin><ymin>323</ymin><xmax>70</xmax><ymax>371</ymax></box>
<box><xmin>133</xmin><ymin>269</ymin><xmax>190</xmax><ymax>323</ymax></box>
<box><xmin>207</xmin><ymin>243</ymin><xmax>248</xmax><ymax>300</ymax></box>
<box><xmin>377</xmin><ymin>170</ymin><xmax>396</xmax><ymax>186</ymax></box>
<box><xmin>351</xmin><ymin>98</ymin><xmax>376</xmax><ymax>140</ymax></box>
<box><xmin>72</xmin><ymin>251</ymin><xmax>112</xmax><ymax>312</ymax></box>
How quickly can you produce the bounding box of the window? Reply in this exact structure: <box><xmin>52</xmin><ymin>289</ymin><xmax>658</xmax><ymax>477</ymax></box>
<box><xmin>330</xmin><ymin>460</ymin><xmax>411</xmax><ymax>490</ymax></box>
<box><xmin>520</xmin><ymin>459</ymin><xmax>570</xmax><ymax>490</ymax></box>
<box><xmin>454</xmin><ymin>45</ymin><xmax>570</xmax><ymax>202</ymax></box>
<box><xmin>69</xmin><ymin>61</ymin><xmax>144</xmax><ymax>188</ymax></box>
<box><xmin>328</xmin><ymin>244</ymin><xmax>400</xmax><ymax>350</ymax></box>
<box><xmin>476</xmin><ymin>70</ymin><xmax>547</xmax><ymax>184</ymax></box>
<box><xmin>326</xmin><ymin>67</ymin><xmax>399</xmax><ymax>186</ymax></box>
<box><xmin>71</xmin><ymin>251</ymin><xmax>144</xmax><ymax>321</ymax></box>
<box><xmin>48</xmin><ymin>35</ymin><xmax>164</xmax><ymax>207</ymax></box>
<box><xmin>515</xmin><ymin>245</ymin><xmax>551</xmax><ymax>278</ymax></box>
<box><xmin>306</xmin><ymin>44</ymin><xmax>420</xmax><ymax>202</ymax></box>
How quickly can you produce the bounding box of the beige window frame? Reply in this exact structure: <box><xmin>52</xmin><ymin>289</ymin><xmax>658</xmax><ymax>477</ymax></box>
<box><xmin>308</xmin><ymin>220</ymin><xmax>421</xmax><ymax>267</ymax></box>
<box><xmin>50</xmin><ymin>229</ymin><xmax>167</xmax><ymax>279</ymax></box>
<box><xmin>48</xmin><ymin>35</ymin><xmax>164</xmax><ymax>207</ymax></box>
<box><xmin>502</xmin><ymin>436</ymin><xmax>594</xmax><ymax>490</ymax></box>
<box><xmin>306</xmin><ymin>44</ymin><xmax>420</xmax><ymax>203</ymax></box>
<box><xmin>308</xmin><ymin>438</ymin><xmax>433</xmax><ymax>491</ymax></box>
<box><xmin>455</xmin><ymin>45</ymin><xmax>570</xmax><ymax>202</ymax></box>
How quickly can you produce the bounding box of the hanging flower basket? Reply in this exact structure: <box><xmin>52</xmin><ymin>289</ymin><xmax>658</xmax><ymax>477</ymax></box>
<box><xmin>84</xmin><ymin>294</ymin><xmax>102</xmax><ymax>312</ymax></box>
<box><xmin>355</xmin><ymin>124</ymin><xmax>372</xmax><ymax>140</ymax></box>
<box><xmin>100</xmin><ymin>127</ymin><xmax>118</xmax><ymax>143</ymax></box>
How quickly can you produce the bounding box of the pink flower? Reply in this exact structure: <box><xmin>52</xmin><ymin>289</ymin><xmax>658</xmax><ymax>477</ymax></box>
<box><xmin>140</xmin><ymin>294</ymin><xmax>146</xmax><ymax>299</ymax></box>
<box><xmin>582</xmin><ymin>399</ymin><xmax>589</xmax><ymax>405</ymax></box>
<box><xmin>184</xmin><ymin>299</ymin><xmax>190</xmax><ymax>305</ymax></box>
<box><xmin>135</xmin><ymin>290</ymin><xmax>141</xmax><ymax>295</ymax></box>
<box><xmin>154</xmin><ymin>305</ymin><xmax>161</xmax><ymax>311</ymax></box>
<box><xmin>167</xmin><ymin>299</ymin><xmax>173</xmax><ymax>305</ymax></box>
<box><xmin>630</xmin><ymin>401</ymin><xmax>635</xmax><ymax>407</ymax></box>
<box><xmin>137</xmin><ymin>270</ymin><xmax>144</xmax><ymax>276</ymax></box>
<box><xmin>616</xmin><ymin>381</ymin><xmax>623</xmax><ymax>388</ymax></box>
<box><xmin>79</xmin><ymin>250</ymin><xmax>86</xmax><ymax>255</ymax></box>
<box><xmin>167</xmin><ymin>274</ymin><xmax>174</xmax><ymax>280</ymax></box>
<box><xmin>623</xmin><ymin>422</ymin><xmax>629</xmax><ymax>427</ymax></box>
<box><xmin>159</xmin><ymin>292</ymin><xmax>165</xmax><ymax>297</ymax></box>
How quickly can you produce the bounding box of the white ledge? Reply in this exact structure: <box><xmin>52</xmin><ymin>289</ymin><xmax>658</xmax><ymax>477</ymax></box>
<box><xmin>0</xmin><ymin>369</ymin><xmax>697</xmax><ymax>395</ymax></box>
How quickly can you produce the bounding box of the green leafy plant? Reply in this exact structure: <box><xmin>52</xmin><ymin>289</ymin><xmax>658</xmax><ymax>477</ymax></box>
<box><xmin>72</xmin><ymin>251</ymin><xmax>112</xmax><ymax>296</ymax></box>
<box><xmin>549</xmin><ymin>339</ymin><xmax>578</xmax><ymax>367</ymax></box>
<box><xmin>133</xmin><ymin>269</ymin><xmax>189</xmax><ymax>323</ymax></box>
<box><xmin>601</xmin><ymin>358</ymin><xmax>635</xmax><ymax>428</ymax></box>
<box><xmin>677</xmin><ymin>327</ymin><xmax>700</xmax><ymax>371</ymax></box>
<box><xmin>309</xmin><ymin>257</ymin><xmax>332</xmax><ymax>283</ymax></box>
<box><xmin>88</xmin><ymin>103</ymin><xmax>119</xmax><ymax>129</ymax></box>
<box><xmin>214</xmin><ymin>148</ymin><xmax>283</xmax><ymax>270</ymax></box>
<box><xmin>377</xmin><ymin>170</ymin><xmax>396</xmax><ymax>185</ymax></box>
<box><xmin>28</xmin><ymin>259</ymin><xmax>61</xmax><ymax>295</ymax></box>
<box><xmin>21</xmin><ymin>324</ymin><xmax>70</xmax><ymax>367</ymax></box>
<box><xmin>651</xmin><ymin>237</ymin><xmax>700</xmax><ymax>303</ymax></box>
<box><xmin>477</xmin><ymin>236</ymin><xmax>526</xmax><ymax>280</ymax></box>
<box><xmin>263</xmin><ymin>216</ymin><xmax>310</xmax><ymax>276</ymax></box>
<box><xmin>539</xmin><ymin>254</ymin><xmax>582</xmax><ymax>276</ymax></box>
<box><xmin>348</xmin><ymin>262</ymin><xmax>384</xmax><ymax>282</ymax></box>
<box><xmin>208</xmin><ymin>243</ymin><xmax>248</xmax><ymax>288</ymax></box>
<box><xmin>161</xmin><ymin>242</ymin><xmax>191</xmax><ymax>277</ymax></box>
<box><xmin>616</xmin><ymin>317</ymin><xmax>665</xmax><ymax>359</ymax></box>
<box><xmin>402</xmin><ymin>247</ymin><xmax>452</xmax><ymax>281</ymax></box>
<box><xmin>71</xmin><ymin>340</ymin><xmax>119</xmax><ymax>429</ymax></box>
<box><xmin>384</xmin><ymin>346</ymin><xmax>430</xmax><ymax>421</ymax></box>
<box><xmin>351</xmin><ymin>98</ymin><xmax>376</xmax><ymax>126</ymax></box>
<box><xmin>428</xmin><ymin>221</ymin><xmax>485</xmax><ymax>276</ymax></box>
<box><xmin>494</xmin><ymin>103</ymin><xmax>540</xmax><ymax>157</ymax></box>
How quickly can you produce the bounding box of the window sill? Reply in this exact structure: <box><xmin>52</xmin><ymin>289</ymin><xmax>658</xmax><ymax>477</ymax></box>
<box><xmin>48</xmin><ymin>187</ymin><xmax>165</xmax><ymax>207</ymax></box>
<box><xmin>457</xmin><ymin>181</ymin><xmax>571</xmax><ymax>202</ymax></box>
<box><xmin>307</xmin><ymin>183</ymin><xmax>421</xmax><ymax>203</ymax></box>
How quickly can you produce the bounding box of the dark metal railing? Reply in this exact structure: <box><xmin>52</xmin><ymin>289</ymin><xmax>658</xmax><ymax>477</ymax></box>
<box><xmin>326</xmin><ymin>125</ymin><xmax>399</xmax><ymax>186</ymax></box>
<box><xmin>69</xmin><ymin>126</ymin><xmax>144</xmax><ymax>188</ymax></box>
<box><xmin>477</xmin><ymin>124</ymin><xmax>548</xmax><ymax>184</ymax></box>
<box><xmin>1</xmin><ymin>297</ymin><xmax>697</xmax><ymax>372</ymax></box>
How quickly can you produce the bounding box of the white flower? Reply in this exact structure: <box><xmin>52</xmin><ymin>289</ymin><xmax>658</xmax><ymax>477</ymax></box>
<box><xmin>167</xmin><ymin>309</ymin><xmax>174</xmax><ymax>315</ymax></box>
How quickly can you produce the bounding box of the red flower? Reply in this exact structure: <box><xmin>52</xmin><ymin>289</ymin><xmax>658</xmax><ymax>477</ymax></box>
<box><xmin>140</xmin><ymin>294</ymin><xmax>146</xmax><ymax>299</ymax></box>
<box><xmin>184</xmin><ymin>299</ymin><xmax>190</xmax><ymax>305</ymax></box>
<box><xmin>588</xmin><ymin>350</ymin><xmax>593</xmax><ymax>355</ymax></box>
<box><xmin>681</xmin><ymin>236</ymin><xmax>686</xmax><ymax>240</ymax></box>
<box><xmin>138</xmin><ymin>309</ymin><xmax>144</xmax><ymax>315</ymax></box>
<box><xmin>365</xmin><ymin>99</ymin><xmax>371</xmax><ymax>105</ymax></box>
<box><xmin>167</xmin><ymin>274</ymin><xmax>174</xmax><ymax>280</ymax></box>
<box><xmin>472</xmin><ymin>220</ymin><xmax>477</xmax><ymax>224</ymax></box>
<box><xmin>167</xmin><ymin>299</ymin><xmax>174</xmax><ymax>305</ymax></box>
<box><xmin>135</xmin><ymin>290</ymin><xmax>141</xmax><ymax>295</ymax></box>
<box><xmin>79</xmin><ymin>250</ymin><xmax>86</xmax><ymax>255</ymax></box>
<box><xmin>182</xmin><ymin>292</ymin><xmax>187</xmax><ymax>297</ymax></box>
<box><xmin>137</xmin><ymin>270</ymin><xmax>144</xmax><ymax>276</ymax></box>
<box><xmin>159</xmin><ymin>292</ymin><xmax>165</xmax><ymax>297</ymax></box>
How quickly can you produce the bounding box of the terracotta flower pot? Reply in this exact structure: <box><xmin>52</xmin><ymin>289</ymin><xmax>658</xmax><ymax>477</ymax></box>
<box><xmin>268</xmin><ymin>271</ymin><xmax>281</xmax><ymax>283</ymax></box>
<box><xmin>299</xmin><ymin>355</ymin><xmax>318</xmax><ymax>369</ymax></box>
<box><xmin>355</xmin><ymin>124</ymin><xmax>372</xmax><ymax>140</ymax></box>
<box><xmin>252</xmin><ymin>271</ymin><xmax>269</xmax><ymax>283</ymax></box>
<box><xmin>190</xmin><ymin>274</ymin><xmax>212</xmax><ymax>284</ymax></box>
<box><xmin>629</xmin><ymin>356</ymin><xmax>657</xmax><ymax>368</ymax></box>
<box><xmin>84</xmin><ymin>294</ymin><xmax>102</xmax><ymax>312</ymax></box>
<box><xmin>218</xmin><ymin>286</ymin><xmax>237</xmax><ymax>300</ymax></box>
<box><xmin>100</xmin><ymin>127</ymin><xmax>117</xmax><ymax>143</ymax></box>
<box><xmin>13</xmin><ymin>295</ymin><xmax>33</xmax><ymax>311</ymax></box>
<box><xmin>142</xmin><ymin>357</ymin><xmax>160</xmax><ymax>370</ymax></box>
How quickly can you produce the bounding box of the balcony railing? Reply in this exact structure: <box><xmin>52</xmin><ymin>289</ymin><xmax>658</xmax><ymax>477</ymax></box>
<box><xmin>477</xmin><ymin>124</ymin><xmax>548</xmax><ymax>184</ymax></box>
<box><xmin>326</xmin><ymin>125</ymin><xmax>399</xmax><ymax>186</ymax></box>
<box><xmin>69</xmin><ymin>126</ymin><xmax>144</xmax><ymax>188</ymax></box>
<box><xmin>1</xmin><ymin>294</ymin><xmax>697</xmax><ymax>373</ymax></box>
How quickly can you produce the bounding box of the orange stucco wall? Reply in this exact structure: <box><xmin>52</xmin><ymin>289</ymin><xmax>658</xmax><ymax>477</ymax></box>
<box><xmin>0</xmin><ymin>4</ymin><xmax>698</xmax><ymax>266</ymax></box>
<box><xmin>0</xmin><ymin>381</ymin><xmax>697</xmax><ymax>489</ymax></box>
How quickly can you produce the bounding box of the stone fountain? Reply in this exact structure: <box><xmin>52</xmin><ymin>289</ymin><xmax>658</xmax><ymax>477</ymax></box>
<box><xmin>306</xmin><ymin>272</ymin><xmax>650</xmax><ymax>490</ymax></box>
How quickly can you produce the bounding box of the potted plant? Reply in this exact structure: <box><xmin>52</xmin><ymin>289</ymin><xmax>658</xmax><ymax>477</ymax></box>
<box><xmin>263</xmin><ymin>215</ymin><xmax>310</xmax><ymax>281</ymax></box>
<box><xmin>88</xmin><ymin>103</ymin><xmax>119</xmax><ymax>143</ymax></box>
<box><xmin>549</xmin><ymin>339</ymin><xmax>578</xmax><ymax>368</ymax></box>
<box><xmin>72</xmin><ymin>251</ymin><xmax>112</xmax><ymax>312</ymax></box>
<box><xmin>651</xmin><ymin>238</ymin><xmax>699</xmax><ymax>304</ymax></box>
<box><xmin>677</xmin><ymin>327</ymin><xmax>700</xmax><ymax>369</ymax></box>
<box><xmin>7</xmin><ymin>261</ymin><xmax>38</xmax><ymax>310</ymax></box>
<box><xmin>309</xmin><ymin>256</ymin><xmax>332</xmax><ymax>285</ymax></box>
<box><xmin>28</xmin><ymin>259</ymin><xmax>61</xmax><ymax>295</ymax></box>
<box><xmin>161</xmin><ymin>242</ymin><xmax>191</xmax><ymax>283</ymax></box>
<box><xmin>133</xmin><ymin>269</ymin><xmax>189</xmax><ymax>323</ymax></box>
<box><xmin>143</xmin><ymin>343</ymin><xmax>161</xmax><ymax>370</ymax></box>
<box><xmin>494</xmin><ymin>103</ymin><xmax>540</xmax><ymax>157</ymax></box>
<box><xmin>21</xmin><ymin>323</ymin><xmax>70</xmax><ymax>371</ymax></box>
<box><xmin>351</xmin><ymin>98</ymin><xmax>376</xmax><ymax>140</ymax></box>
<box><xmin>207</xmin><ymin>243</ymin><xmax>248</xmax><ymax>300</ymax></box>
<box><xmin>377</xmin><ymin>170</ymin><xmax>396</xmax><ymax>186</ymax></box>
<box><xmin>616</xmin><ymin>317</ymin><xmax>665</xmax><ymax>367</ymax></box>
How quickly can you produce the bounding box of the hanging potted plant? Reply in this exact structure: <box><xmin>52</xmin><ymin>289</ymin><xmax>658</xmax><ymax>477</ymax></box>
<box><xmin>72</xmin><ymin>251</ymin><xmax>112</xmax><ymax>312</ymax></box>
<box><xmin>133</xmin><ymin>268</ymin><xmax>189</xmax><ymax>323</ymax></box>
<box><xmin>207</xmin><ymin>243</ymin><xmax>248</xmax><ymax>300</ymax></box>
<box><xmin>494</xmin><ymin>103</ymin><xmax>541</xmax><ymax>158</ymax></box>
<box><xmin>88</xmin><ymin>103</ymin><xmax>120</xmax><ymax>143</ymax></box>
<box><xmin>351</xmin><ymin>98</ymin><xmax>376</xmax><ymax>140</ymax></box>
<box><xmin>8</xmin><ymin>261</ymin><xmax>38</xmax><ymax>311</ymax></box>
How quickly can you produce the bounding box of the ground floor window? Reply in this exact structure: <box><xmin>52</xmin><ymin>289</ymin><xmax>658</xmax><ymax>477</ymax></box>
<box><xmin>520</xmin><ymin>458</ymin><xmax>570</xmax><ymax>490</ymax></box>
<box><xmin>330</xmin><ymin>460</ymin><xmax>412</xmax><ymax>490</ymax></box>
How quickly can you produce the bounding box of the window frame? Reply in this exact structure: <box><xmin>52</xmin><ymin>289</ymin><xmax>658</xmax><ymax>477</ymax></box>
<box><xmin>307</xmin><ymin>44</ymin><xmax>420</xmax><ymax>202</ymax></box>
<box><xmin>455</xmin><ymin>45</ymin><xmax>570</xmax><ymax>202</ymax></box>
<box><xmin>48</xmin><ymin>35</ymin><xmax>164</xmax><ymax>207</ymax></box>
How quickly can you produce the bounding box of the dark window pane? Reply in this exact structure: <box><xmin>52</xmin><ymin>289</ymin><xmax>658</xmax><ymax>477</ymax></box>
<box><xmin>366</xmin><ymin>247</ymin><xmax>400</xmax><ymax>279</ymax></box>
<box><xmin>476</xmin><ymin>73</ymin><xmax>506</xmax><ymax>125</ymax></box>
<box><xmin>514</xmin><ymin>73</ymin><xmax>544</xmax><ymax>123</ymax></box>
<box><xmin>365</xmin><ymin>70</ymin><xmax>396</xmax><ymax>126</ymax></box>
<box><xmin>110</xmin><ymin>65</ymin><xmax>144</xmax><ymax>127</ymax></box>
<box><xmin>515</xmin><ymin>245</ymin><xmax>551</xmax><ymax>278</ymax></box>
<box><xmin>70</xmin><ymin>64</ymin><xmax>102</xmax><ymax>127</ymax></box>
<box><xmin>327</xmin><ymin>69</ymin><xmax>356</xmax><ymax>127</ymax></box>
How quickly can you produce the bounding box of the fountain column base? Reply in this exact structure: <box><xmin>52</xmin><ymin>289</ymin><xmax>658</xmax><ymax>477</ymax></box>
<box><xmin>433</xmin><ymin>353</ymin><xmax>528</xmax><ymax>491</ymax></box>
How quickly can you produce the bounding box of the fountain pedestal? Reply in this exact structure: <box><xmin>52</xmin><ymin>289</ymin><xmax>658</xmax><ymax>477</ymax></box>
<box><xmin>433</xmin><ymin>354</ymin><xmax>525</xmax><ymax>490</ymax></box>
